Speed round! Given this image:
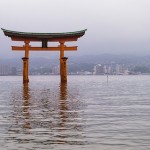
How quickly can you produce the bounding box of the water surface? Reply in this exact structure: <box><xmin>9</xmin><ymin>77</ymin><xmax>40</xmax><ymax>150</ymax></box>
<box><xmin>0</xmin><ymin>75</ymin><xmax>150</xmax><ymax>150</ymax></box>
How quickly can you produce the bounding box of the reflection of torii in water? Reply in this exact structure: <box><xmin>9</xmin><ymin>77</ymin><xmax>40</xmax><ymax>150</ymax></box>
<box><xmin>59</xmin><ymin>82</ymin><xmax>68</xmax><ymax>127</ymax></box>
<box><xmin>7</xmin><ymin>83</ymin><xmax>32</xmax><ymax>134</ymax></box>
<box><xmin>22</xmin><ymin>83</ymin><xmax>31</xmax><ymax>129</ymax></box>
<box><xmin>57</xmin><ymin>82</ymin><xmax>87</xmax><ymax>145</ymax></box>
<box><xmin>8</xmin><ymin>82</ymin><xmax>86</xmax><ymax>145</ymax></box>
<box><xmin>2</xmin><ymin>28</ymin><xmax>86</xmax><ymax>83</ymax></box>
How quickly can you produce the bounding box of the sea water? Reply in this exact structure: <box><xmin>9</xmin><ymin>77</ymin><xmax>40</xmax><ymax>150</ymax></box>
<box><xmin>0</xmin><ymin>75</ymin><xmax>150</xmax><ymax>150</ymax></box>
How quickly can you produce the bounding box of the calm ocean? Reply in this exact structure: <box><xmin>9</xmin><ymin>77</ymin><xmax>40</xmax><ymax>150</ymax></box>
<box><xmin>0</xmin><ymin>75</ymin><xmax>150</xmax><ymax>150</ymax></box>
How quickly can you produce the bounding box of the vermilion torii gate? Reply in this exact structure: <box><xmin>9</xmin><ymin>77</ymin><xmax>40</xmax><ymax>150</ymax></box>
<box><xmin>2</xmin><ymin>28</ymin><xmax>86</xmax><ymax>83</ymax></box>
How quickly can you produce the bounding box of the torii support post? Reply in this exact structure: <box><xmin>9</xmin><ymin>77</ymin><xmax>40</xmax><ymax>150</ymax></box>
<box><xmin>22</xmin><ymin>41</ymin><xmax>30</xmax><ymax>83</ymax></box>
<box><xmin>61</xmin><ymin>57</ymin><xmax>68</xmax><ymax>82</ymax></box>
<box><xmin>59</xmin><ymin>41</ymin><xmax>68</xmax><ymax>82</ymax></box>
<box><xmin>22</xmin><ymin>57</ymin><xmax>29</xmax><ymax>83</ymax></box>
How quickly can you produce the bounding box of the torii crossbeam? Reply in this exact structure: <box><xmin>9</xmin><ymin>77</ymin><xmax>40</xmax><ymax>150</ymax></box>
<box><xmin>2</xmin><ymin>28</ymin><xmax>86</xmax><ymax>83</ymax></box>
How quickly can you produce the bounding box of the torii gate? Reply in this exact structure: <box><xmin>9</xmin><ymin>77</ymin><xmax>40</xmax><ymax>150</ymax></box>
<box><xmin>1</xmin><ymin>28</ymin><xmax>86</xmax><ymax>83</ymax></box>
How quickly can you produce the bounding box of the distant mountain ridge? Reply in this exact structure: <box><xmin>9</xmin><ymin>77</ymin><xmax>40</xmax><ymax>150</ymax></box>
<box><xmin>1</xmin><ymin>54</ymin><xmax>150</xmax><ymax>68</ymax></box>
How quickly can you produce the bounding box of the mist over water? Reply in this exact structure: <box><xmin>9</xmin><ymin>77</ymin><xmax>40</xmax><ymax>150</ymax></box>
<box><xmin>0</xmin><ymin>75</ymin><xmax>150</xmax><ymax>150</ymax></box>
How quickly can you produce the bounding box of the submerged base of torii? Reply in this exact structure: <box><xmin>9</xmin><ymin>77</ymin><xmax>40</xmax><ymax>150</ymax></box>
<box><xmin>22</xmin><ymin>57</ymin><xmax>29</xmax><ymax>83</ymax></box>
<box><xmin>2</xmin><ymin>28</ymin><xmax>86</xmax><ymax>83</ymax></box>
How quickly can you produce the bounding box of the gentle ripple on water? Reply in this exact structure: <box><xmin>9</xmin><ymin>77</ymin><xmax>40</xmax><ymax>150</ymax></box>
<box><xmin>0</xmin><ymin>75</ymin><xmax>150</xmax><ymax>150</ymax></box>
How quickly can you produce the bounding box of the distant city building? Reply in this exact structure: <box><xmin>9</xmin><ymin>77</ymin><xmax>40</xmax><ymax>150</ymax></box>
<box><xmin>103</xmin><ymin>65</ymin><xmax>107</xmax><ymax>74</ymax></box>
<box><xmin>115</xmin><ymin>64</ymin><xmax>119</xmax><ymax>74</ymax></box>
<box><xmin>0</xmin><ymin>64</ymin><xmax>11</xmax><ymax>75</ymax></box>
<box><xmin>107</xmin><ymin>66</ymin><xmax>112</xmax><ymax>74</ymax></box>
<box><xmin>0</xmin><ymin>64</ymin><xmax>17</xmax><ymax>75</ymax></box>
<box><xmin>92</xmin><ymin>63</ymin><xmax>130</xmax><ymax>75</ymax></box>
<box><xmin>76</xmin><ymin>71</ymin><xmax>92</xmax><ymax>75</ymax></box>
<box><xmin>124</xmin><ymin>69</ymin><xmax>129</xmax><ymax>75</ymax></box>
<box><xmin>93</xmin><ymin>64</ymin><xmax>105</xmax><ymax>75</ymax></box>
<box><xmin>11</xmin><ymin>67</ymin><xmax>17</xmax><ymax>75</ymax></box>
<box><xmin>52</xmin><ymin>65</ymin><xmax>60</xmax><ymax>75</ymax></box>
<box><xmin>115</xmin><ymin>64</ymin><xmax>123</xmax><ymax>74</ymax></box>
<box><xmin>115</xmin><ymin>64</ymin><xmax>129</xmax><ymax>75</ymax></box>
<box><xmin>17</xmin><ymin>69</ymin><xmax>22</xmax><ymax>76</ymax></box>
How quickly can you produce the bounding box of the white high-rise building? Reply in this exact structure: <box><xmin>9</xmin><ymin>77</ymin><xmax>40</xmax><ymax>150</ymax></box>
<box><xmin>93</xmin><ymin>64</ymin><xmax>104</xmax><ymax>75</ymax></box>
<box><xmin>115</xmin><ymin>64</ymin><xmax>123</xmax><ymax>75</ymax></box>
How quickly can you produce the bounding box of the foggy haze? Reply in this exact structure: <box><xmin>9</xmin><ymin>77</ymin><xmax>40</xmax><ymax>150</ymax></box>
<box><xmin>0</xmin><ymin>0</ymin><xmax>150</xmax><ymax>59</ymax></box>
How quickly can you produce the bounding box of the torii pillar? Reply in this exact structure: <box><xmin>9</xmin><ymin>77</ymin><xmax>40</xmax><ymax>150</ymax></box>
<box><xmin>59</xmin><ymin>41</ymin><xmax>68</xmax><ymax>82</ymax></box>
<box><xmin>22</xmin><ymin>40</ymin><xmax>30</xmax><ymax>83</ymax></box>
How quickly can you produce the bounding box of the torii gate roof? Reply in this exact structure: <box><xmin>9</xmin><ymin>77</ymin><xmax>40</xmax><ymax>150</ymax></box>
<box><xmin>1</xmin><ymin>28</ymin><xmax>87</xmax><ymax>41</ymax></box>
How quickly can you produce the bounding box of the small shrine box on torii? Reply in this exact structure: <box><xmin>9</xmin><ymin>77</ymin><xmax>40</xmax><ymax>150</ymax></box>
<box><xmin>2</xmin><ymin>28</ymin><xmax>86</xmax><ymax>83</ymax></box>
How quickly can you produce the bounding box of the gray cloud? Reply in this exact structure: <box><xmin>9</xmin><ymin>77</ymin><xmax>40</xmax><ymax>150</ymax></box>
<box><xmin>0</xmin><ymin>0</ymin><xmax>150</xmax><ymax>58</ymax></box>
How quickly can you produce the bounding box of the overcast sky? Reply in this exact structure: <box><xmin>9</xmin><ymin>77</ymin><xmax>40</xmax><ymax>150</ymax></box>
<box><xmin>0</xmin><ymin>0</ymin><xmax>150</xmax><ymax>58</ymax></box>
